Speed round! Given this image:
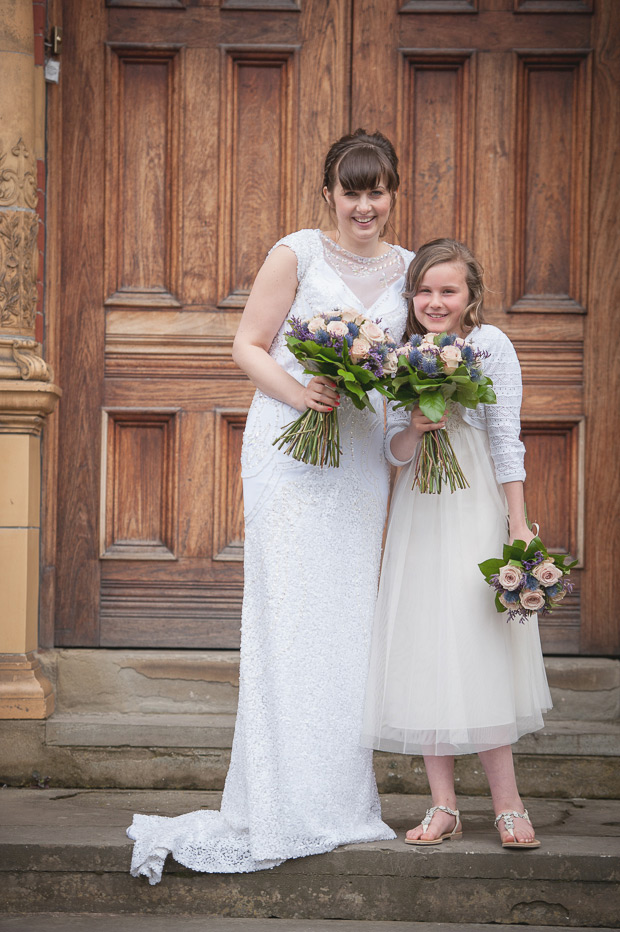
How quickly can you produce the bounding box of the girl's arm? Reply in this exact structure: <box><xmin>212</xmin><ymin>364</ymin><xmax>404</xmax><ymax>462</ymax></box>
<box><xmin>503</xmin><ymin>480</ymin><xmax>535</xmax><ymax>545</ymax></box>
<box><xmin>232</xmin><ymin>245</ymin><xmax>339</xmax><ymax>413</ymax></box>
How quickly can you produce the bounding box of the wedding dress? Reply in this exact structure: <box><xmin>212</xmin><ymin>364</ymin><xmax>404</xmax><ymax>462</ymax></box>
<box><xmin>127</xmin><ymin>229</ymin><xmax>413</xmax><ymax>882</ymax></box>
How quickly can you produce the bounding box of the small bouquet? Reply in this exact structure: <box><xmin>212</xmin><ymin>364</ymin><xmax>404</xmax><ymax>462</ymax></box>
<box><xmin>274</xmin><ymin>309</ymin><xmax>398</xmax><ymax>467</ymax></box>
<box><xmin>388</xmin><ymin>332</ymin><xmax>496</xmax><ymax>493</ymax></box>
<box><xmin>478</xmin><ymin>529</ymin><xmax>576</xmax><ymax>622</ymax></box>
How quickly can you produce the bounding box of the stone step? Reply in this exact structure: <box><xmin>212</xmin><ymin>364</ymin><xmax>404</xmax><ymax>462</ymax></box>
<box><xmin>37</xmin><ymin>650</ymin><xmax>620</xmax><ymax>723</ymax></box>
<box><xmin>0</xmin><ymin>790</ymin><xmax>618</xmax><ymax>928</ymax></box>
<box><xmin>0</xmin><ymin>921</ymin><xmax>616</xmax><ymax>932</ymax></box>
<box><xmin>1</xmin><ymin>715</ymin><xmax>619</xmax><ymax>797</ymax></box>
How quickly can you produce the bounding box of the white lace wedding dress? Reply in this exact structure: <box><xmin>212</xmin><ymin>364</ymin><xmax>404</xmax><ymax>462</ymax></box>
<box><xmin>127</xmin><ymin>229</ymin><xmax>413</xmax><ymax>882</ymax></box>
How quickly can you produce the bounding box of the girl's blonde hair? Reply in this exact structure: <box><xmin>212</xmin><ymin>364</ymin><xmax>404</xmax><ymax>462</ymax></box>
<box><xmin>404</xmin><ymin>238</ymin><xmax>485</xmax><ymax>338</ymax></box>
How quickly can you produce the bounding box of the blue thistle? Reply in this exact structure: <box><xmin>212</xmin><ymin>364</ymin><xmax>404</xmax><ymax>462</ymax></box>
<box><xmin>347</xmin><ymin>322</ymin><xmax>360</xmax><ymax>337</ymax></box>
<box><xmin>344</xmin><ymin>333</ymin><xmax>353</xmax><ymax>347</ymax></box>
<box><xmin>501</xmin><ymin>589</ymin><xmax>520</xmax><ymax>604</ymax></box>
<box><xmin>421</xmin><ymin>356</ymin><xmax>439</xmax><ymax>376</ymax></box>
<box><xmin>409</xmin><ymin>348</ymin><xmax>424</xmax><ymax>368</ymax></box>
<box><xmin>438</xmin><ymin>333</ymin><xmax>453</xmax><ymax>348</ymax></box>
<box><xmin>314</xmin><ymin>329</ymin><xmax>330</xmax><ymax>345</ymax></box>
<box><xmin>462</xmin><ymin>345</ymin><xmax>474</xmax><ymax>363</ymax></box>
<box><xmin>468</xmin><ymin>366</ymin><xmax>483</xmax><ymax>382</ymax></box>
<box><xmin>545</xmin><ymin>583</ymin><xmax>562</xmax><ymax>598</ymax></box>
<box><xmin>409</xmin><ymin>334</ymin><xmax>422</xmax><ymax>347</ymax></box>
<box><xmin>523</xmin><ymin>574</ymin><xmax>539</xmax><ymax>591</ymax></box>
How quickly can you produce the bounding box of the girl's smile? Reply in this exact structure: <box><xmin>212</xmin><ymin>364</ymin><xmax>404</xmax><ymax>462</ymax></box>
<box><xmin>413</xmin><ymin>261</ymin><xmax>470</xmax><ymax>337</ymax></box>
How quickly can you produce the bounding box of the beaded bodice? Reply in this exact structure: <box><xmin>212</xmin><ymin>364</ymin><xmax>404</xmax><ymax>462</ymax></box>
<box><xmin>320</xmin><ymin>232</ymin><xmax>405</xmax><ymax>308</ymax></box>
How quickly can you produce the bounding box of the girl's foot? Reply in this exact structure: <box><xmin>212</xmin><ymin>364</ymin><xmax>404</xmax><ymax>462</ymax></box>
<box><xmin>405</xmin><ymin>804</ymin><xmax>462</xmax><ymax>845</ymax></box>
<box><xmin>494</xmin><ymin>808</ymin><xmax>540</xmax><ymax>848</ymax></box>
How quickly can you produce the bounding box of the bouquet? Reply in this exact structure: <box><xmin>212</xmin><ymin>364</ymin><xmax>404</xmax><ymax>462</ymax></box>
<box><xmin>388</xmin><ymin>332</ymin><xmax>496</xmax><ymax>493</ymax></box>
<box><xmin>478</xmin><ymin>529</ymin><xmax>576</xmax><ymax>622</ymax></box>
<box><xmin>274</xmin><ymin>309</ymin><xmax>398</xmax><ymax>467</ymax></box>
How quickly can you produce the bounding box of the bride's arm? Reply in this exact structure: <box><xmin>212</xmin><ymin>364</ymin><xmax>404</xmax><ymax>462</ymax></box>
<box><xmin>232</xmin><ymin>245</ymin><xmax>339</xmax><ymax>413</ymax></box>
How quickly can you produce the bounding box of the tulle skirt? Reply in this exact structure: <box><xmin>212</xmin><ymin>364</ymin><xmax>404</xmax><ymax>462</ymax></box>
<box><xmin>362</xmin><ymin>416</ymin><xmax>552</xmax><ymax>757</ymax></box>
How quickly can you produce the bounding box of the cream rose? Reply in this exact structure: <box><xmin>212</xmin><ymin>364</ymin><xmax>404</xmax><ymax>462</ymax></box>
<box><xmin>351</xmin><ymin>336</ymin><xmax>370</xmax><ymax>359</ymax></box>
<box><xmin>531</xmin><ymin>560</ymin><xmax>563</xmax><ymax>587</ymax></box>
<box><xmin>383</xmin><ymin>350</ymin><xmax>399</xmax><ymax>373</ymax></box>
<box><xmin>307</xmin><ymin>316</ymin><xmax>325</xmax><ymax>333</ymax></box>
<box><xmin>519</xmin><ymin>589</ymin><xmax>546</xmax><ymax>612</ymax></box>
<box><xmin>453</xmin><ymin>337</ymin><xmax>467</xmax><ymax>349</ymax></box>
<box><xmin>341</xmin><ymin>308</ymin><xmax>361</xmax><ymax>323</ymax></box>
<box><xmin>498</xmin><ymin>564</ymin><xmax>523</xmax><ymax>591</ymax></box>
<box><xmin>439</xmin><ymin>345</ymin><xmax>463</xmax><ymax>374</ymax></box>
<box><xmin>326</xmin><ymin>320</ymin><xmax>349</xmax><ymax>337</ymax></box>
<box><xmin>549</xmin><ymin>587</ymin><xmax>567</xmax><ymax>602</ymax></box>
<box><xmin>360</xmin><ymin>321</ymin><xmax>385</xmax><ymax>344</ymax></box>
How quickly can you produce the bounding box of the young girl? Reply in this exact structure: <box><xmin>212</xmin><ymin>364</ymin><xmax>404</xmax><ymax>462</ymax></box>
<box><xmin>362</xmin><ymin>239</ymin><xmax>552</xmax><ymax>849</ymax></box>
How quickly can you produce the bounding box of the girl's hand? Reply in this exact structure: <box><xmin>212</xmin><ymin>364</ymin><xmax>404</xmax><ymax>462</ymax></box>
<box><xmin>508</xmin><ymin>523</ymin><xmax>535</xmax><ymax>546</ymax></box>
<box><xmin>301</xmin><ymin>376</ymin><xmax>340</xmax><ymax>413</ymax></box>
<box><xmin>410</xmin><ymin>406</ymin><xmax>447</xmax><ymax>437</ymax></box>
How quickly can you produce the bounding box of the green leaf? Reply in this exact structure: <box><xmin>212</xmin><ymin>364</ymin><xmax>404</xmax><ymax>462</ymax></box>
<box><xmin>495</xmin><ymin>592</ymin><xmax>507</xmax><ymax>614</ymax></box>
<box><xmin>478</xmin><ymin>558</ymin><xmax>503</xmax><ymax>580</ymax></box>
<box><xmin>418</xmin><ymin>391</ymin><xmax>446</xmax><ymax>422</ymax></box>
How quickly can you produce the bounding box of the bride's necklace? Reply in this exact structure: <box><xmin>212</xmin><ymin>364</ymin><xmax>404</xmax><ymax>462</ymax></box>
<box><xmin>320</xmin><ymin>233</ymin><xmax>401</xmax><ymax>287</ymax></box>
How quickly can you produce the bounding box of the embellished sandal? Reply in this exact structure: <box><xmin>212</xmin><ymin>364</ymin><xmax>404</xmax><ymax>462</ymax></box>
<box><xmin>494</xmin><ymin>808</ymin><xmax>541</xmax><ymax>849</ymax></box>
<box><xmin>405</xmin><ymin>804</ymin><xmax>462</xmax><ymax>846</ymax></box>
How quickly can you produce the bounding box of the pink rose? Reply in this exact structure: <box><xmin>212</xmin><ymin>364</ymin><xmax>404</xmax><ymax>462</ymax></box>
<box><xmin>341</xmin><ymin>308</ymin><xmax>362</xmax><ymax>323</ymax></box>
<box><xmin>498</xmin><ymin>564</ymin><xmax>523</xmax><ymax>591</ymax></box>
<box><xmin>307</xmin><ymin>316</ymin><xmax>325</xmax><ymax>333</ymax></box>
<box><xmin>453</xmin><ymin>337</ymin><xmax>467</xmax><ymax>349</ymax></box>
<box><xmin>326</xmin><ymin>320</ymin><xmax>349</xmax><ymax>337</ymax></box>
<box><xmin>360</xmin><ymin>321</ymin><xmax>385</xmax><ymax>344</ymax></box>
<box><xmin>439</xmin><ymin>345</ymin><xmax>463</xmax><ymax>374</ymax></box>
<box><xmin>531</xmin><ymin>560</ymin><xmax>563</xmax><ymax>587</ymax></box>
<box><xmin>351</xmin><ymin>336</ymin><xmax>370</xmax><ymax>359</ymax></box>
<box><xmin>519</xmin><ymin>589</ymin><xmax>546</xmax><ymax>612</ymax></box>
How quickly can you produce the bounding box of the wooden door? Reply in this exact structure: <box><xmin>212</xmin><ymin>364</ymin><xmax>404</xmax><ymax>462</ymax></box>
<box><xmin>350</xmin><ymin>0</ymin><xmax>619</xmax><ymax>654</ymax></box>
<box><xmin>51</xmin><ymin>0</ymin><xmax>350</xmax><ymax>647</ymax></box>
<box><xmin>49</xmin><ymin>0</ymin><xmax>619</xmax><ymax>654</ymax></box>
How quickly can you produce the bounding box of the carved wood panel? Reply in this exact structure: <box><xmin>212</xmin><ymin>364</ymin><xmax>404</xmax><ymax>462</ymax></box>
<box><xmin>213</xmin><ymin>410</ymin><xmax>247</xmax><ymax>562</ymax></box>
<box><xmin>512</xmin><ymin>51</ymin><xmax>592</xmax><ymax>314</ymax></box>
<box><xmin>218</xmin><ymin>47</ymin><xmax>298</xmax><ymax>308</ymax></box>
<box><xmin>398</xmin><ymin>51</ymin><xmax>474</xmax><ymax>250</ymax></box>
<box><xmin>105</xmin><ymin>44</ymin><xmax>183</xmax><ymax>308</ymax></box>
<box><xmin>100</xmin><ymin>409</ymin><xmax>179</xmax><ymax>560</ymax></box>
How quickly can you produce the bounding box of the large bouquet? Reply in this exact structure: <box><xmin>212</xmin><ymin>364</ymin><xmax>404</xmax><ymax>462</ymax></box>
<box><xmin>274</xmin><ymin>309</ymin><xmax>398</xmax><ymax>467</ymax></box>
<box><xmin>478</xmin><ymin>530</ymin><xmax>576</xmax><ymax>622</ymax></box>
<box><xmin>389</xmin><ymin>332</ymin><xmax>496</xmax><ymax>493</ymax></box>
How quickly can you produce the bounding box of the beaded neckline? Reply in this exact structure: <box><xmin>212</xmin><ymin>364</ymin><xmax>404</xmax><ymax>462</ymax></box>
<box><xmin>320</xmin><ymin>231</ymin><xmax>396</xmax><ymax>265</ymax></box>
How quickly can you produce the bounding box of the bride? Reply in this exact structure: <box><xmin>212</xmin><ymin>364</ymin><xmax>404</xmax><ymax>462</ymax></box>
<box><xmin>127</xmin><ymin>129</ymin><xmax>413</xmax><ymax>882</ymax></box>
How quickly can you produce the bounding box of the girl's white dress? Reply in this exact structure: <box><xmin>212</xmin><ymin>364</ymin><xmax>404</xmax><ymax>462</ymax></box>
<box><xmin>362</xmin><ymin>324</ymin><xmax>552</xmax><ymax>757</ymax></box>
<box><xmin>127</xmin><ymin>229</ymin><xmax>413</xmax><ymax>882</ymax></box>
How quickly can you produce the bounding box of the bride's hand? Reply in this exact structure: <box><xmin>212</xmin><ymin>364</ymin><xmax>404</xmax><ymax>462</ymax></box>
<box><xmin>301</xmin><ymin>376</ymin><xmax>340</xmax><ymax>412</ymax></box>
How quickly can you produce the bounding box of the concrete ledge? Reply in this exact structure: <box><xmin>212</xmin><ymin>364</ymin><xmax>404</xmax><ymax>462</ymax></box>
<box><xmin>0</xmin><ymin>920</ymin><xmax>617</xmax><ymax>932</ymax></box>
<box><xmin>45</xmin><ymin>713</ymin><xmax>236</xmax><ymax>749</ymax></box>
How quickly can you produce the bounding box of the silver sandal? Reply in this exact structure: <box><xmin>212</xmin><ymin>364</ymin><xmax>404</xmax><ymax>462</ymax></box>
<box><xmin>405</xmin><ymin>804</ymin><xmax>462</xmax><ymax>846</ymax></box>
<box><xmin>494</xmin><ymin>808</ymin><xmax>541</xmax><ymax>849</ymax></box>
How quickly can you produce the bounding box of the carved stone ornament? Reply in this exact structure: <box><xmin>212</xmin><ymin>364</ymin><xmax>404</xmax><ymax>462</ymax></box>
<box><xmin>0</xmin><ymin>140</ymin><xmax>39</xmax><ymax>335</ymax></box>
<box><xmin>0</xmin><ymin>337</ymin><xmax>53</xmax><ymax>381</ymax></box>
<box><xmin>0</xmin><ymin>139</ymin><xmax>38</xmax><ymax>210</ymax></box>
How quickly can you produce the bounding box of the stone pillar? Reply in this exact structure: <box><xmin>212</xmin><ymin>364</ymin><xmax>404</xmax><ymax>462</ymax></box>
<box><xmin>0</xmin><ymin>0</ymin><xmax>60</xmax><ymax>718</ymax></box>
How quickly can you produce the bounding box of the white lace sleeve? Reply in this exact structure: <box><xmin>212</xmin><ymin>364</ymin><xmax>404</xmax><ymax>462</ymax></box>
<box><xmin>267</xmin><ymin>229</ymin><xmax>321</xmax><ymax>283</ymax></box>
<box><xmin>463</xmin><ymin>326</ymin><xmax>526</xmax><ymax>484</ymax></box>
<box><xmin>385</xmin><ymin>401</ymin><xmax>416</xmax><ymax>466</ymax></box>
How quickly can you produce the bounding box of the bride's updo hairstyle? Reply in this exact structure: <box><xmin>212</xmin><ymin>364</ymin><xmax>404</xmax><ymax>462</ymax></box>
<box><xmin>322</xmin><ymin>128</ymin><xmax>400</xmax><ymax>225</ymax></box>
<box><xmin>404</xmin><ymin>238</ymin><xmax>486</xmax><ymax>339</ymax></box>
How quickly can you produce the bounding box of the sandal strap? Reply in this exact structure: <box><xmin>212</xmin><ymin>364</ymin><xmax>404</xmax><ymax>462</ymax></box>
<box><xmin>421</xmin><ymin>804</ymin><xmax>460</xmax><ymax>835</ymax></box>
<box><xmin>494</xmin><ymin>808</ymin><xmax>531</xmax><ymax>838</ymax></box>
